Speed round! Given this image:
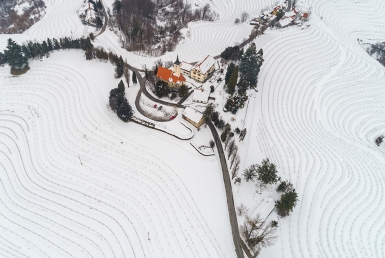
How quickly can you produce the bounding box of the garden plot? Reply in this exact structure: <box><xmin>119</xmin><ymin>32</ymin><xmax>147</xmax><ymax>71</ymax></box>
<box><xmin>0</xmin><ymin>50</ymin><xmax>235</xmax><ymax>258</ymax></box>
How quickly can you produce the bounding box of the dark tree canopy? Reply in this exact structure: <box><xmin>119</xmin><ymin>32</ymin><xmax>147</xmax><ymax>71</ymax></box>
<box><xmin>239</xmin><ymin>43</ymin><xmax>264</xmax><ymax>90</ymax></box>
<box><xmin>275</xmin><ymin>190</ymin><xmax>298</xmax><ymax>217</ymax></box>
<box><xmin>4</xmin><ymin>38</ymin><xmax>28</xmax><ymax>69</ymax></box>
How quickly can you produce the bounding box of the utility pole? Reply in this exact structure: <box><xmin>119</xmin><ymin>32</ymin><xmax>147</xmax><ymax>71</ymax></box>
<box><xmin>78</xmin><ymin>155</ymin><xmax>83</xmax><ymax>165</ymax></box>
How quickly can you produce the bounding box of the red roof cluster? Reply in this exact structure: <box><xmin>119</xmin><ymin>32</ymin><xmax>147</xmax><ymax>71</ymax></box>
<box><xmin>156</xmin><ymin>66</ymin><xmax>186</xmax><ymax>84</ymax></box>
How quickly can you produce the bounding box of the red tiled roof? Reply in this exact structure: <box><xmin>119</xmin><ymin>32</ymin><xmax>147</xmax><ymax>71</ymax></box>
<box><xmin>156</xmin><ymin>66</ymin><xmax>186</xmax><ymax>84</ymax></box>
<box><xmin>303</xmin><ymin>13</ymin><xmax>309</xmax><ymax>18</ymax></box>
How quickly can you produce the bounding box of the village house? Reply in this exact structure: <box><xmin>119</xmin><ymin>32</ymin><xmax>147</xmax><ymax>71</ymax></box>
<box><xmin>180</xmin><ymin>61</ymin><xmax>193</xmax><ymax>77</ymax></box>
<box><xmin>156</xmin><ymin>56</ymin><xmax>186</xmax><ymax>88</ymax></box>
<box><xmin>182</xmin><ymin>107</ymin><xmax>205</xmax><ymax>128</ymax></box>
<box><xmin>190</xmin><ymin>55</ymin><xmax>215</xmax><ymax>82</ymax></box>
<box><xmin>192</xmin><ymin>88</ymin><xmax>210</xmax><ymax>104</ymax></box>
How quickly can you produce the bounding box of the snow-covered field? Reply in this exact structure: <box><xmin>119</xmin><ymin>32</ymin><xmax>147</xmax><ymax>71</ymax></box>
<box><xmin>239</xmin><ymin>1</ymin><xmax>385</xmax><ymax>257</ymax></box>
<box><xmin>0</xmin><ymin>51</ymin><xmax>234</xmax><ymax>257</ymax></box>
<box><xmin>1</xmin><ymin>0</ymin><xmax>385</xmax><ymax>257</ymax></box>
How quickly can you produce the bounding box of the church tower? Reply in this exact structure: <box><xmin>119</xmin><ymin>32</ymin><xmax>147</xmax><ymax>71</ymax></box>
<box><xmin>173</xmin><ymin>55</ymin><xmax>181</xmax><ymax>76</ymax></box>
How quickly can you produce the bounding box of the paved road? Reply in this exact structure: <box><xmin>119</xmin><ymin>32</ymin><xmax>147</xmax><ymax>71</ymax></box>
<box><xmin>94</xmin><ymin>0</ymin><xmax>108</xmax><ymax>38</ymax></box>
<box><xmin>208</xmin><ymin>122</ymin><xmax>244</xmax><ymax>258</ymax></box>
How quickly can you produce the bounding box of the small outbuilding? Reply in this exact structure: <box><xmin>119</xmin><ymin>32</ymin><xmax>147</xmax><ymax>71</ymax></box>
<box><xmin>182</xmin><ymin>107</ymin><xmax>205</xmax><ymax>128</ymax></box>
<box><xmin>192</xmin><ymin>88</ymin><xmax>210</xmax><ymax>104</ymax></box>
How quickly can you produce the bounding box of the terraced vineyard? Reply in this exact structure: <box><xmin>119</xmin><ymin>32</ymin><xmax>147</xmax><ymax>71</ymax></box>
<box><xmin>245</xmin><ymin>0</ymin><xmax>385</xmax><ymax>257</ymax></box>
<box><xmin>0</xmin><ymin>52</ymin><xmax>234</xmax><ymax>257</ymax></box>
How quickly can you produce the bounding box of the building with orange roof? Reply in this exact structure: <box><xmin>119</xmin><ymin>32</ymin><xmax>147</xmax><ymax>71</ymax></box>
<box><xmin>156</xmin><ymin>56</ymin><xmax>186</xmax><ymax>88</ymax></box>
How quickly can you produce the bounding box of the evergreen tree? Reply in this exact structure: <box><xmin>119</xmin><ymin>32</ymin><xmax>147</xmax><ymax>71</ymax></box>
<box><xmin>116</xmin><ymin>56</ymin><xmax>124</xmax><ymax>78</ymax></box>
<box><xmin>42</xmin><ymin>41</ymin><xmax>49</xmax><ymax>55</ymax></box>
<box><xmin>118</xmin><ymin>80</ymin><xmax>125</xmax><ymax>94</ymax></box>
<box><xmin>178</xmin><ymin>84</ymin><xmax>189</xmax><ymax>97</ymax></box>
<box><xmin>113</xmin><ymin>0</ymin><xmax>121</xmax><ymax>12</ymax></box>
<box><xmin>53</xmin><ymin>38</ymin><xmax>61</xmax><ymax>50</ymax></box>
<box><xmin>256</xmin><ymin>158</ymin><xmax>278</xmax><ymax>185</ymax></box>
<box><xmin>225</xmin><ymin>62</ymin><xmax>235</xmax><ymax>84</ymax></box>
<box><xmin>4</xmin><ymin>38</ymin><xmax>28</xmax><ymax>69</ymax></box>
<box><xmin>275</xmin><ymin>190</ymin><xmax>298</xmax><ymax>217</ymax></box>
<box><xmin>21</xmin><ymin>45</ymin><xmax>31</xmax><ymax>59</ymax></box>
<box><xmin>47</xmin><ymin>38</ymin><xmax>53</xmax><ymax>51</ymax></box>
<box><xmin>203</xmin><ymin>103</ymin><xmax>215</xmax><ymax>123</ymax></box>
<box><xmin>132</xmin><ymin>71</ymin><xmax>137</xmax><ymax>84</ymax></box>
<box><xmin>96</xmin><ymin>0</ymin><xmax>103</xmax><ymax>10</ymax></box>
<box><xmin>239</xmin><ymin>43</ymin><xmax>264</xmax><ymax>90</ymax></box>
<box><xmin>96</xmin><ymin>17</ymin><xmax>103</xmax><ymax>29</ymax></box>
<box><xmin>117</xmin><ymin>99</ymin><xmax>133</xmax><ymax>122</ymax></box>
<box><xmin>226</xmin><ymin>66</ymin><xmax>238</xmax><ymax>95</ymax></box>
<box><xmin>155</xmin><ymin>80</ymin><xmax>168</xmax><ymax>97</ymax></box>
<box><xmin>243</xmin><ymin>164</ymin><xmax>258</xmax><ymax>182</ymax></box>
<box><xmin>0</xmin><ymin>52</ymin><xmax>7</xmax><ymax>65</ymax></box>
<box><xmin>82</xmin><ymin>37</ymin><xmax>93</xmax><ymax>50</ymax></box>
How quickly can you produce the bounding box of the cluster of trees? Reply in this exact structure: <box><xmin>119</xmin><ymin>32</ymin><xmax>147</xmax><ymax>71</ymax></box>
<box><xmin>234</xmin><ymin>11</ymin><xmax>249</xmax><ymax>24</ymax></box>
<box><xmin>238</xmin><ymin>43</ymin><xmax>264</xmax><ymax>94</ymax></box>
<box><xmin>221</xmin><ymin>43</ymin><xmax>264</xmax><ymax>115</ymax></box>
<box><xmin>367</xmin><ymin>42</ymin><xmax>385</xmax><ymax>67</ymax></box>
<box><xmin>109</xmin><ymin>80</ymin><xmax>133</xmax><ymax>122</ymax></box>
<box><xmin>0</xmin><ymin>0</ymin><xmax>45</xmax><ymax>33</ymax></box>
<box><xmin>243</xmin><ymin>159</ymin><xmax>298</xmax><ymax>217</ymax></box>
<box><xmin>112</xmin><ymin>0</ymin><xmax>215</xmax><ymax>55</ymax></box>
<box><xmin>224</xmin><ymin>94</ymin><xmax>248</xmax><ymax>114</ymax></box>
<box><xmin>220</xmin><ymin>46</ymin><xmax>243</xmax><ymax>61</ymax></box>
<box><xmin>375</xmin><ymin>136</ymin><xmax>383</xmax><ymax>146</ymax></box>
<box><xmin>153</xmin><ymin>80</ymin><xmax>189</xmax><ymax>100</ymax></box>
<box><xmin>0</xmin><ymin>36</ymin><xmax>95</xmax><ymax>69</ymax></box>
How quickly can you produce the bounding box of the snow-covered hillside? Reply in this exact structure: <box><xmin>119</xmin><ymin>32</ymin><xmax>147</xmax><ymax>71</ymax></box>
<box><xmin>0</xmin><ymin>51</ymin><xmax>234</xmax><ymax>257</ymax></box>
<box><xmin>1</xmin><ymin>0</ymin><xmax>385</xmax><ymax>257</ymax></box>
<box><xmin>241</xmin><ymin>0</ymin><xmax>385</xmax><ymax>257</ymax></box>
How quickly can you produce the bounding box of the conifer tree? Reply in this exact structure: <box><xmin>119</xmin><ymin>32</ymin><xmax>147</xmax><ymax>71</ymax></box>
<box><xmin>239</xmin><ymin>43</ymin><xmax>264</xmax><ymax>90</ymax></box>
<box><xmin>4</xmin><ymin>38</ymin><xmax>28</xmax><ymax>69</ymax></box>
<box><xmin>47</xmin><ymin>38</ymin><xmax>53</xmax><ymax>51</ymax></box>
<box><xmin>226</xmin><ymin>66</ymin><xmax>238</xmax><ymax>95</ymax></box>
<box><xmin>118</xmin><ymin>80</ymin><xmax>125</xmax><ymax>94</ymax></box>
<box><xmin>132</xmin><ymin>71</ymin><xmax>137</xmax><ymax>84</ymax></box>
<box><xmin>42</xmin><ymin>41</ymin><xmax>49</xmax><ymax>55</ymax></box>
<box><xmin>225</xmin><ymin>62</ymin><xmax>235</xmax><ymax>84</ymax></box>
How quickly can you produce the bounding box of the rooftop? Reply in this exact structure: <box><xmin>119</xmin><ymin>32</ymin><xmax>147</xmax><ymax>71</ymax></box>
<box><xmin>156</xmin><ymin>66</ymin><xmax>186</xmax><ymax>84</ymax></box>
<box><xmin>183</xmin><ymin>107</ymin><xmax>203</xmax><ymax>124</ymax></box>
<box><xmin>192</xmin><ymin>88</ymin><xmax>210</xmax><ymax>103</ymax></box>
<box><xmin>192</xmin><ymin>55</ymin><xmax>215</xmax><ymax>74</ymax></box>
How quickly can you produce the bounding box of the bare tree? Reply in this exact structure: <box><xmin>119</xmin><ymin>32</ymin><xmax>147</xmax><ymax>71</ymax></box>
<box><xmin>231</xmin><ymin>156</ymin><xmax>240</xmax><ymax>179</ymax></box>
<box><xmin>241</xmin><ymin>12</ymin><xmax>249</xmax><ymax>22</ymax></box>
<box><xmin>201</xmin><ymin>4</ymin><xmax>210</xmax><ymax>20</ymax></box>
<box><xmin>236</xmin><ymin>203</ymin><xmax>249</xmax><ymax>217</ymax></box>
<box><xmin>240</xmin><ymin>214</ymin><xmax>277</xmax><ymax>256</ymax></box>
<box><xmin>230</xmin><ymin>150</ymin><xmax>239</xmax><ymax>168</ymax></box>
<box><xmin>227</xmin><ymin>139</ymin><xmax>236</xmax><ymax>159</ymax></box>
<box><xmin>225</xmin><ymin>133</ymin><xmax>232</xmax><ymax>149</ymax></box>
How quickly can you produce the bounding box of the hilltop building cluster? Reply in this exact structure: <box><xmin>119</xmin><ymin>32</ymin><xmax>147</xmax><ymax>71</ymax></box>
<box><xmin>250</xmin><ymin>4</ymin><xmax>309</xmax><ymax>28</ymax></box>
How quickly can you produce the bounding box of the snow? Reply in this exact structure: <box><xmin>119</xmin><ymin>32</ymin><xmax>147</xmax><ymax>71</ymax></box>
<box><xmin>192</xmin><ymin>55</ymin><xmax>215</xmax><ymax>74</ymax></box>
<box><xmin>183</xmin><ymin>107</ymin><xmax>203</xmax><ymax>125</ymax></box>
<box><xmin>180</xmin><ymin>61</ymin><xmax>193</xmax><ymax>72</ymax></box>
<box><xmin>1</xmin><ymin>0</ymin><xmax>385</xmax><ymax>257</ymax></box>
<box><xmin>0</xmin><ymin>50</ymin><xmax>235</xmax><ymax>258</ymax></box>
<box><xmin>192</xmin><ymin>88</ymin><xmax>210</xmax><ymax>103</ymax></box>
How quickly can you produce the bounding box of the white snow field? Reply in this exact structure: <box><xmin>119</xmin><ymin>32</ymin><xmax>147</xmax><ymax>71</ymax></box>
<box><xmin>0</xmin><ymin>0</ymin><xmax>90</xmax><ymax>50</ymax></box>
<box><xmin>240</xmin><ymin>0</ymin><xmax>385</xmax><ymax>257</ymax></box>
<box><xmin>0</xmin><ymin>51</ymin><xmax>234</xmax><ymax>258</ymax></box>
<box><xmin>1</xmin><ymin>0</ymin><xmax>385</xmax><ymax>257</ymax></box>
